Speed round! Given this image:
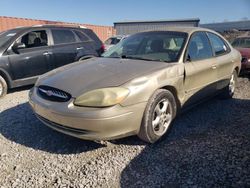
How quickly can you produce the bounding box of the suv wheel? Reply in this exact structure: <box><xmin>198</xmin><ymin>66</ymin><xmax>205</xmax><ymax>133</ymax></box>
<box><xmin>138</xmin><ymin>89</ymin><xmax>177</xmax><ymax>143</ymax></box>
<box><xmin>220</xmin><ymin>70</ymin><xmax>237</xmax><ymax>99</ymax></box>
<box><xmin>0</xmin><ymin>76</ymin><xmax>7</xmax><ymax>98</ymax></box>
<box><xmin>79</xmin><ymin>55</ymin><xmax>95</xmax><ymax>61</ymax></box>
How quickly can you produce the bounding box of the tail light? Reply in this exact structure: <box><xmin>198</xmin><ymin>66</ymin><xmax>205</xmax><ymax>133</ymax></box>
<box><xmin>100</xmin><ymin>44</ymin><xmax>105</xmax><ymax>53</ymax></box>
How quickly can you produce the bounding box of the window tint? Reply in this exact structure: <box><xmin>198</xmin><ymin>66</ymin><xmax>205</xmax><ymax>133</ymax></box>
<box><xmin>232</xmin><ymin>37</ymin><xmax>250</xmax><ymax>48</ymax></box>
<box><xmin>187</xmin><ymin>32</ymin><xmax>213</xmax><ymax>61</ymax></box>
<box><xmin>74</xmin><ymin>30</ymin><xmax>90</xmax><ymax>42</ymax></box>
<box><xmin>20</xmin><ymin>30</ymin><xmax>48</xmax><ymax>48</ymax></box>
<box><xmin>83</xmin><ymin>29</ymin><xmax>102</xmax><ymax>45</ymax></box>
<box><xmin>232</xmin><ymin>38</ymin><xmax>241</xmax><ymax>47</ymax></box>
<box><xmin>207</xmin><ymin>32</ymin><xmax>228</xmax><ymax>55</ymax></box>
<box><xmin>52</xmin><ymin>29</ymin><xmax>76</xmax><ymax>44</ymax></box>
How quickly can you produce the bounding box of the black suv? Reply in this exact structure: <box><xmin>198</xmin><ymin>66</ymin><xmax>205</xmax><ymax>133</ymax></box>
<box><xmin>0</xmin><ymin>25</ymin><xmax>104</xmax><ymax>98</ymax></box>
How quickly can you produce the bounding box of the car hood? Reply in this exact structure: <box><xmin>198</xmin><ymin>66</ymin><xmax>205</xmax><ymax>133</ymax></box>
<box><xmin>236</xmin><ymin>47</ymin><xmax>250</xmax><ymax>58</ymax></box>
<box><xmin>37</xmin><ymin>57</ymin><xmax>172</xmax><ymax>97</ymax></box>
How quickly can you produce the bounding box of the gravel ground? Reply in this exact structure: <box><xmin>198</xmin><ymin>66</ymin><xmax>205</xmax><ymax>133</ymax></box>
<box><xmin>0</xmin><ymin>77</ymin><xmax>249</xmax><ymax>188</ymax></box>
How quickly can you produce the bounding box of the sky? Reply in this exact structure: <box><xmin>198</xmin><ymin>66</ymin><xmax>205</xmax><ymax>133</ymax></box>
<box><xmin>0</xmin><ymin>0</ymin><xmax>250</xmax><ymax>26</ymax></box>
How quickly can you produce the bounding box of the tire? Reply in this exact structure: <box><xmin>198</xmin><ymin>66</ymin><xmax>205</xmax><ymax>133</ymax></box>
<box><xmin>79</xmin><ymin>55</ymin><xmax>95</xmax><ymax>61</ymax></box>
<box><xmin>0</xmin><ymin>75</ymin><xmax>7</xmax><ymax>99</ymax></box>
<box><xmin>219</xmin><ymin>70</ymin><xmax>237</xmax><ymax>99</ymax></box>
<box><xmin>138</xmin><ymin>89</ymin><xmax>177</xmax><ymax>143</ymax></box>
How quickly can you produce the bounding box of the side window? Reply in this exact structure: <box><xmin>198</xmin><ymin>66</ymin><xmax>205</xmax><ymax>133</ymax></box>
<box><xmin>232</xmin><ymin>38</ymin><xmax>241</xmax><ymax>47</ymax></box>
<box><xmin>20</xmin><ymin>30</ymin><xmax>48</xmax><ymax>48</ymax></box>
<box><xmin>51</xmin><ymin>29</ymin><xmax>76</xmax><ymax>44</ymax></box>
<box><xmin>74</xmin><ymin>30</ymin><xmax>91</xmax><ymax>42</ymax></box>
<box><xmin>207</xmin><ymin>32</ymin><xmax>228</xmax><ymax>56</ymax></box>
<box><xmin>187</xmin><ymin>32</ymin><xmax>213</xmax><ymax>61</ymax></box>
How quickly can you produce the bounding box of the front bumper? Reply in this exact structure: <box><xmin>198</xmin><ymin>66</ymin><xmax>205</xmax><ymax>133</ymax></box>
<box><xmin>29</xmin><ymin>87</ymin><xmax>147</xmax><ymax>141</ymax></box>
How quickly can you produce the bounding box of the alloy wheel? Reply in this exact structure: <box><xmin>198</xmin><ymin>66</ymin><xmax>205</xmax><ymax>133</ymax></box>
<box><xmin>229</xmin><ymin>73</ymin><xmax>235</xmax><ymax>95</ymax></box>
<box><xmin>152</xmin><ymin>98</ymin><xmax>172</xmax><ymax>136</ymax></box>
<box><xmin>0</xmin><ymin>82</ymin><xmax>3</xmax><ymax>96</ymax></box>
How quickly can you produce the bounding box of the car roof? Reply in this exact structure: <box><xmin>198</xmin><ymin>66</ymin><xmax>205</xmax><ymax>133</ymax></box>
<box><xmin>138</xmin><ymin>27</ymin><xmax>216</xmax><ymax>34</ymax></box>
<box><xmin>11</xmin><ymin>25</ymin><xmax>89</xmax><ymax>31</ymax></box>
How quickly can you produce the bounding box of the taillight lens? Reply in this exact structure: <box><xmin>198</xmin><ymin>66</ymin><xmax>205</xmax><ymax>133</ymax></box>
<box><xmin>101</xmin><ymin>44</ymin><xmax>105</xmax><ymax>53</ymax></box>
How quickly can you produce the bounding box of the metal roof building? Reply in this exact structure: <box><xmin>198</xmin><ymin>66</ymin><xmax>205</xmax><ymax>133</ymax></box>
<box><xmin>201</xmin><ymin>20</ymin><xmax>250</xmax><ymax>32</ymax></box>
<box><xmin>114</xmin><ymin>18</ymin><xmax>200</xmax><ymax>35</ymax></box>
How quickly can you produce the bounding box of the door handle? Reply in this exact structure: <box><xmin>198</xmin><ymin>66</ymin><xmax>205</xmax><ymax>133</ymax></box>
<box><xmin>43</xmin><ymin>52</ymin><xmax>53</xmax><ymax>56</ymax></box>
<box><xmin>76</xmin><ymin>47</ymin><xmax>84</xmax><ymax>51</ymax></box>
<box><xmin>211</xmin><ymin>65</ymin><xmax>217</xmax><ymax>70</ymax></box>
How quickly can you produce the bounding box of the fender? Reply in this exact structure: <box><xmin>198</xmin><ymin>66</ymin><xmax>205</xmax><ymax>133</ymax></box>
<box><xmin>0</xmin><ymin>68</ymin><xmax>13</xmax><ymax>88</ymax></box>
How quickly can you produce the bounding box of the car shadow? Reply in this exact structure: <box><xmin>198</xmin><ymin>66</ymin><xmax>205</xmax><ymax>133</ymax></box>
<box><xmin>239</xmin><ymin>73</ymin><xmax>250</xmax><ymax>80</ymax></box>
<box><xmin>0</xmin><ymin>102</ymin><xmax>104</xmax><ymax>154</ymax></box>
<box><xmin>8</xmin><ymin>85</ymin><xmax>34</xmax><ymax>94</ymax></box>
<box><xmin>119</xmin><ymin>97</ymin><xmax>250</xmax><ymax>187</ymax></box>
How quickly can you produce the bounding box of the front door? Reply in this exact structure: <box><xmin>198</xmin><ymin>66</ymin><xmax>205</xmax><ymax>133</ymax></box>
<box><xmin>8</xmin><ymin>29</ymin><xmax>53</xmax><ymax>80</ymax></box>
<box><xmin>183</xmin><ymin>32</ymin><xmax>217</xmax><ymax>106</ymax></box>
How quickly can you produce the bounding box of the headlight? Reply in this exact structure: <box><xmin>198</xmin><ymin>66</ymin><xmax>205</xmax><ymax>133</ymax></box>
<box><xmin>74</xmin><ymin>87</ymin><xmax>130</xmax><ymax>107</ymax></box>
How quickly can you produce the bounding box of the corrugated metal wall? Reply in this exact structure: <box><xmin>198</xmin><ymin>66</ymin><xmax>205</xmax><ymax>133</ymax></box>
<box><xmin>201</xmin><ymin>20</ymin><xmax>250</xmax><ymax>32</ymax></box>
<box><xmin>0</xmin><ymin>16</ymin><xmax>115</xmax><ymax>41</ymax></box>
<box><xmin>114</xmin><ymin>20</ymin><xmax>199</xmax><ymax>35</ymax></box>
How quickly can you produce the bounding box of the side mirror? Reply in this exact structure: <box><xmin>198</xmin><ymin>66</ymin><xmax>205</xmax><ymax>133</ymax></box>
<box><xmin>12</xmin><ymin>42</ymin><xmax>26</xmax><ymax>53</ymax></box>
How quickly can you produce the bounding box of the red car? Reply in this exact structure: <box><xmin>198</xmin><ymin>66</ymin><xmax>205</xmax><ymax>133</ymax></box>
<box><xmin>232</xmin><ymin>37</ymin><xmax>250</xmax><ymax>74</ymax></box>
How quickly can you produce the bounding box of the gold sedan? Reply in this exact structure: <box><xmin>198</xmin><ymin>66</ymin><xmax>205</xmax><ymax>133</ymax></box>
<box><xmin>29</xmin><ymin>27</ymin><xmax>241</xmax><ymax>143</ymax></box>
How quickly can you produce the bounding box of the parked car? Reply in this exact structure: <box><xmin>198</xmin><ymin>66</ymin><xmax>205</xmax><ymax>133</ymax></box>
<box><xmin>0</xmin><ymin>25</ymin><xmax>104</xmax><ymax>98</ymax></box>
<box><xmin>232</xmin><ymin>36</ymin><xmax>250</xmax><ymax>74</ymax></box>
<box><xmin>104</xmin><ymin>35</ymin><xmax>128</xmax><ymax>51</ymax></box>
<box><xmin>29</xmin><ymin>27</ymin><xmax>241</xmax><ymax>143</ymax></box>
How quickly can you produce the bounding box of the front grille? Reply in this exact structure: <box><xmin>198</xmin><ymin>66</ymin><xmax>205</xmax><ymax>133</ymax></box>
<box><xmin>37</xmin><ymin>85</ymin><xmax>71</xmax><ymax>102</ymax></box>
<box><xmin>37</xmin><ymin>115</ymin><xmax>90</xmax><ymax>135</ymax></box>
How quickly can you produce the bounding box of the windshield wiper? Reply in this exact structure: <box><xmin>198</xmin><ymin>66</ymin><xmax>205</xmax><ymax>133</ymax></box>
<box><xmin>121</xmin><ymin>55</ymin><xmax>157</xmax><ymax>61</ymax></box>
<box><xmin>122</xmin><ymin>55</ymin><xmax>171</xmax><ymax>62</ymax></box>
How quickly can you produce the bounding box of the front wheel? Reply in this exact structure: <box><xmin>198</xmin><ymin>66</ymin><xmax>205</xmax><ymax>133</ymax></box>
<box><xmin>220</xmin><ymin>70</ymin><xmax>237</xmax><ymax>99</ymax></box>
<box><xmin>0</xmin><ymin>76</ymin><xmax>8</xmax><ymax>99</ymax></box>
<box><xmin>138</xmin><ymin>89</ymin><xmax>177</xmax><ymax>143</ymax></box>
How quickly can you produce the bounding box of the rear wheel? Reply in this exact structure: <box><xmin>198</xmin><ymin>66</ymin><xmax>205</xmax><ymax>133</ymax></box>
<box><xmin>220</xmin><ymin>70</ymin><xmax>237</xmax><ymax>99</ymax></box>
<box><xmin>138</xmin><ymin>89</ymin><xmax>177</xmax><ymax>143</ymax></box>
<box><xmin>79</xmin><ymin>55</ymin><xmax>95</xmax><ymax>61</ymax></box>
<box><xmin>0</xmin><ymin>76</ymin><xmax>7</xmax><ymax>99</ymax></box>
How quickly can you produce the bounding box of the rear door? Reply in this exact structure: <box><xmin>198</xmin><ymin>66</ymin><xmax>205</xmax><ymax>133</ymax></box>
<box><xmin>183</xmin><ymin>31</ymin><xmax>217</xmax><ymax>105</ymax></box>
<box><xmin>73</xmin><ymin>29</ymin><xmax>98</xmax><ymax>58</ymax></box>
<box><xmin>8</xmin><ymin>29</ymin><xmax>53</xmax><ymax>80</ymax></box>
<box><xmin>82</xmin><ymin>29</ymin><xmax>104</xmax><ymax>55</ymax></box>
<box><xmin>206</xmin><ymin>32</ymin><xmax>233</xmax><ymax>90</ymax></box>
<box><xmin>50</xmin><ymin>28</ymin><xmax>79</xmax><ymax>68</ymax></box>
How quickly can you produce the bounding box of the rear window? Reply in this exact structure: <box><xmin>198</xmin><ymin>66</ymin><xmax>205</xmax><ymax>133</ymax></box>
<box><xmin>51</xmin><ymin>29</ymin><xmax>76</xmax><ymax>44</ymax></box>
<box><xmin>82</xmin><ymin>29</ymin><xmax>102</xmax><ymax>45</ymax></box>
<box><xmin>74</xmin><ymin>30</ymin><xmax>91</xmax><ymax>42</ymax></box>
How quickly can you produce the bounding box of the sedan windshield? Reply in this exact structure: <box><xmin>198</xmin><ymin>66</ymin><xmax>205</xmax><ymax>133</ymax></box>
<box><xmin>232</xmin><ymin>37</ymin><xmax>250</xmax><ymax>48</ymax></box>
<box><xmin>102</xmin><ymin>31</ymin><xmax>187</xmax><ymax>62</ymax></box>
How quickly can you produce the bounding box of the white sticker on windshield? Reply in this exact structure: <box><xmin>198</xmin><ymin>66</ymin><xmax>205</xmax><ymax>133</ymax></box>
<box><xmin>7</xmin><ymin>33</ymin><xmax>16</xmax><ymax>37</ymax></box>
